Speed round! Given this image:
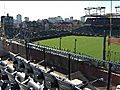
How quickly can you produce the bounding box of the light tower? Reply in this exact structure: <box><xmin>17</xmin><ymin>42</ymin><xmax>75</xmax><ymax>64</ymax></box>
<box><xmin>97</xmin><ymin>7</ymin><xmax>106</xmax><ymax>15</ymax></box>
<box><xmin>84</xmin><ymin>7</ymin><xmax>106</xmax><ymax>16</ymax></box>
<box><xmin>84</xmin><ymin>7</ymin><xmax>93</xmax><ymax>15</ymax></box>
<box><xmin>115</xmin><ymin>6</ymin><xmax>120</xmax><ymax>14</ymax></box>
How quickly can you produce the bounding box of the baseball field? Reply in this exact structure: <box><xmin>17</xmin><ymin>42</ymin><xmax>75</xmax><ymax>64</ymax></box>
<box><xmin>33</xmin><ymin>36</ymin><xmax>120</xmax><ymax>62</ymax></box>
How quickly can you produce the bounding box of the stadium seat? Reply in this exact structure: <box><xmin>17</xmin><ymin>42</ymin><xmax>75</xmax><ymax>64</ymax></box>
<box><xmin>22</xmin><ymin>60</ymin><xmax>34</xmax><ymax>77</ymax></box>
<box><xmin>43</xmin><ymin>72</ymin><xmax>59</xmax><ymax>90</ymax></box>
<box><xmin>15</xmin><ymin>76</ymin><xmax>41</xmax><ymax>90</ymax></box>
<box><xmin>4</xmin><ymin>65</ymin><xmax>20</xmax><ymax>90</ymax></box>
<box><xmin>0</xmin><ymin>60</ymin><xmax>9</xmax><ymax>90</ymax></box>
<box><xmin>15</xmin><ymin>76</ymin><xmax>29</xmax><ymax>90</ymax></box>
<box><xmin>30</xmin><ymin>63</ymin><xmax>44</xmax><ymax>84</ymax></box>
<box><xmin>12</xmin><ymin>55</ymin><xmax>25</xmax><ymax>72</ymax></box>
<box><xmin>116</xmin><ymin>85</ymin><xmax>120</xmax><ymax>90</ymax></box>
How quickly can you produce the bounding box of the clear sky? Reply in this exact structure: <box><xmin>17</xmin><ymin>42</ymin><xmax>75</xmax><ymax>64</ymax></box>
<box><xmin>0</xmin><ymin>1</ymin><xmax>120</xmax><ymax>21</ymax></box>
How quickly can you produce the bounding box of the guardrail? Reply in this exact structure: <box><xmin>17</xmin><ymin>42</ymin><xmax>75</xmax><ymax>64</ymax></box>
<box><xmin>5</xmin><ymin>39</ymin><xmax>120</xmax><ymax>74</ymax></box>
<box><xmin>28</xmin><ymin>43</ymin><xmax>120</xmax><ymax>74</ymax></box>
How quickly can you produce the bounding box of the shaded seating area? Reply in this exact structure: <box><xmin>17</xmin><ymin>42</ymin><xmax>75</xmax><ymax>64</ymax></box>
<box><xmin>15</xmin><ymin>75</ymin><xmax>41</xmax><ymax>90</ymax></box>
<box><xmin>4</xmin><ymin>65</ymin><xmax>20</xmax><ymax>90</ymax></box>
<box><xmin>12</xmin><ymin>54</ymin><xmax>25</xmax><ymax>72</ymax></box>
<box><xmin>22</xmin><ymin>60</ymin><xmax>34</xmax><ymax>77</ymax></box>
<box><xmin>0</xmin><ymin>52</ymin><xmax>99</xmax><ymax>90</ymax></box>
<box><xmin>30</xmin><ymin>63</ymin><xmax>44</xmax><ymax>84</ymax></box>
<box><xmin>43</xmin><ymin>72</ymin><xmax>59</xmax><ymax>90</ymax></box>
<box><xmin>0</xmin><ymin>59</ymin><xmax>10</xmax><ymax>90</ymax></box>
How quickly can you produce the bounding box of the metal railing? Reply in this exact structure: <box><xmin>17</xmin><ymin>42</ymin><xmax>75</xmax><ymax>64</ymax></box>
<box><xmin>7</xmin><ymin>40</ymin><xmax>120</xmax><ymax>74</ymax></box>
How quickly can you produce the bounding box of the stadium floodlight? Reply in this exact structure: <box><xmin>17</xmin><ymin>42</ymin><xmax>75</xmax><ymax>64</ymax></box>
<box><xmin>101</xmin><ymin>7</ymin><xmax>106</xmax><ymax>9</ymax></box>
<box><xmin>115</xmin><ymin>6</ymin><xmax>120</xmax><ymax>14</ymax></box>
<box><xmin>84</xmin><ymin>7</ymin><xmax>93</xmax><ymax>15</ymax></box>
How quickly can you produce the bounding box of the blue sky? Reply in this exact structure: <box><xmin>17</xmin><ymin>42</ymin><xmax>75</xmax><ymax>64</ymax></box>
<box><xmin>0</xmin><ymin>1</ymin><xmax>120</xmax><ymax>21</ymax></box>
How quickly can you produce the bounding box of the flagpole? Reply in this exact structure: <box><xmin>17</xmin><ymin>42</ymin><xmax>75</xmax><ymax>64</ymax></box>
<box><xmin>107</xmin><ymin>1</ymin><xmax>112</xmax><ymax>90</ymax></box>
<box><xmin>107</xmin><ymin>0</ymin><xmax>112</xmax><ymax>61</ymax></box>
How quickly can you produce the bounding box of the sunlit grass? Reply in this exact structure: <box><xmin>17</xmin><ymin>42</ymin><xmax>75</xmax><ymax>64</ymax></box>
<box><xmin>33</xmin><ymin>36</ymin><xmax>120</xmax><ymax>62</ymax></box>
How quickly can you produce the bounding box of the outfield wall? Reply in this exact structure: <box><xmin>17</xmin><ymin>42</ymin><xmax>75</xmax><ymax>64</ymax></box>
<box><xmin>3</xmin><ymin>39</ymin><xmax>120</xmax><ymax>86</ymax></box>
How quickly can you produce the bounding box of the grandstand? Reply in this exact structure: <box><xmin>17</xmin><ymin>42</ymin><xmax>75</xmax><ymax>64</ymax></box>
<box><xmin>18</xmin><ymin>29</ymin><xmax>72</xmax><ymax>42</ymax></box>
<box><xmin>73</xmin><ymin>17</ymin><xmax>120</xmax><ymax>37</ymax></box>
<box><xmin>29</xmin><ymin>29</ymin><xmax>71</xmax><ymax>42</ymax></box>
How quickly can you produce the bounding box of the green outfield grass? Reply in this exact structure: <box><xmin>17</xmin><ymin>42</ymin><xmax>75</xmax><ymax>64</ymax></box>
<box><xmin>33</xmin><ymin>36</ymin><xmax>120</xmax><ymax>62</ymax></box>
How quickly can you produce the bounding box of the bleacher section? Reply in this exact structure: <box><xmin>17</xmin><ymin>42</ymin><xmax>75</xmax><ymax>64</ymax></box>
<box><xmin>0</xmin><ymin>52</ymin><xmax>93</xmax><ymax>90</ymax></box>
<box><xmin>18</xmin><ymin>29</ymin><xmax>71</xmax><ymax>42</ymax></box>
<box><xmin>72</xmin><ymin>17</ymin><xmax>120</xmax><ymax>37</ymax></box>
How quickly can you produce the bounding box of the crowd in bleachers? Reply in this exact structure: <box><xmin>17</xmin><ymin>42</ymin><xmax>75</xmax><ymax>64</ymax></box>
<box><xmin>27</xmin><ymin>30</ymin><xmax>72</xmax><ymax>42</ymax></box>
<box><xmin>11</xmin><ymin>19</ymin><xmax>74</xmax><ymax>42</ymax></box>
<box><xmin>72</xmin><ymin>17</ymin><xmax>120</xmax><ymax>37</ymax></box>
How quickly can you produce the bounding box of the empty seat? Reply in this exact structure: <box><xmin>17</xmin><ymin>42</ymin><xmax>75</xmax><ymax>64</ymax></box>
<box><xmin>15</xmin><ymin>76</ymin><xmax>29</xmax><ymax>90</ymax></box>
<box><xmin>43</xmin><ymin>72</ymin><xmax>58</xmax><ymax>90</ymax></box>
<box><xmin>116</xmin><ymin>85</ymin><xmax>120</xmax><ymax>90</ymax></box>
<box><xmin>0</xmin><ymin>60</ymin><xmax>10</xmax><ymax>82</ymax></box>
<box><xmin>15</xmin><ymin>76</ymin><xmax>41</xmax><ymax>90</ymax></box>
<box><xmin>27</xmin><ymin>79</ymin><xmax>41</xmax><ymax>90</ymax></box>
<box><xmin>0</xmin><ymin>59</ymin><xmax>11</xmax><ymax>72</ymax></box>
<box><xmin>0</xmin><ymin>61</ymin><xmax>6</xmax><ymax>75</ymax></box>
<box><xmin>13</xmin><ymin>57</ymin><xmax>25</xmax><ymax>72</ymax></box>
<box><xmin>22</xmin><ymin>60</ymin><xmax>34</xmax><ymax>77</ymax></box>
<box><xmin>16</xmin><ymin>72</ymin><xmax>27</xmax><ymax>82</ymax></box>
<box><xmin>30</xmin><ymin>63</ymin><xmax>44</xmax><ymax>84</ymax></box>
<box><xmin>4</xmin><ymin>66</ymin><xmax>20</xmax><ymax>90</ymax></box>
<box><xmin>4</xmin><ymin>65</ymin><xmax>16</xmax><ymax>84</ymax></box>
